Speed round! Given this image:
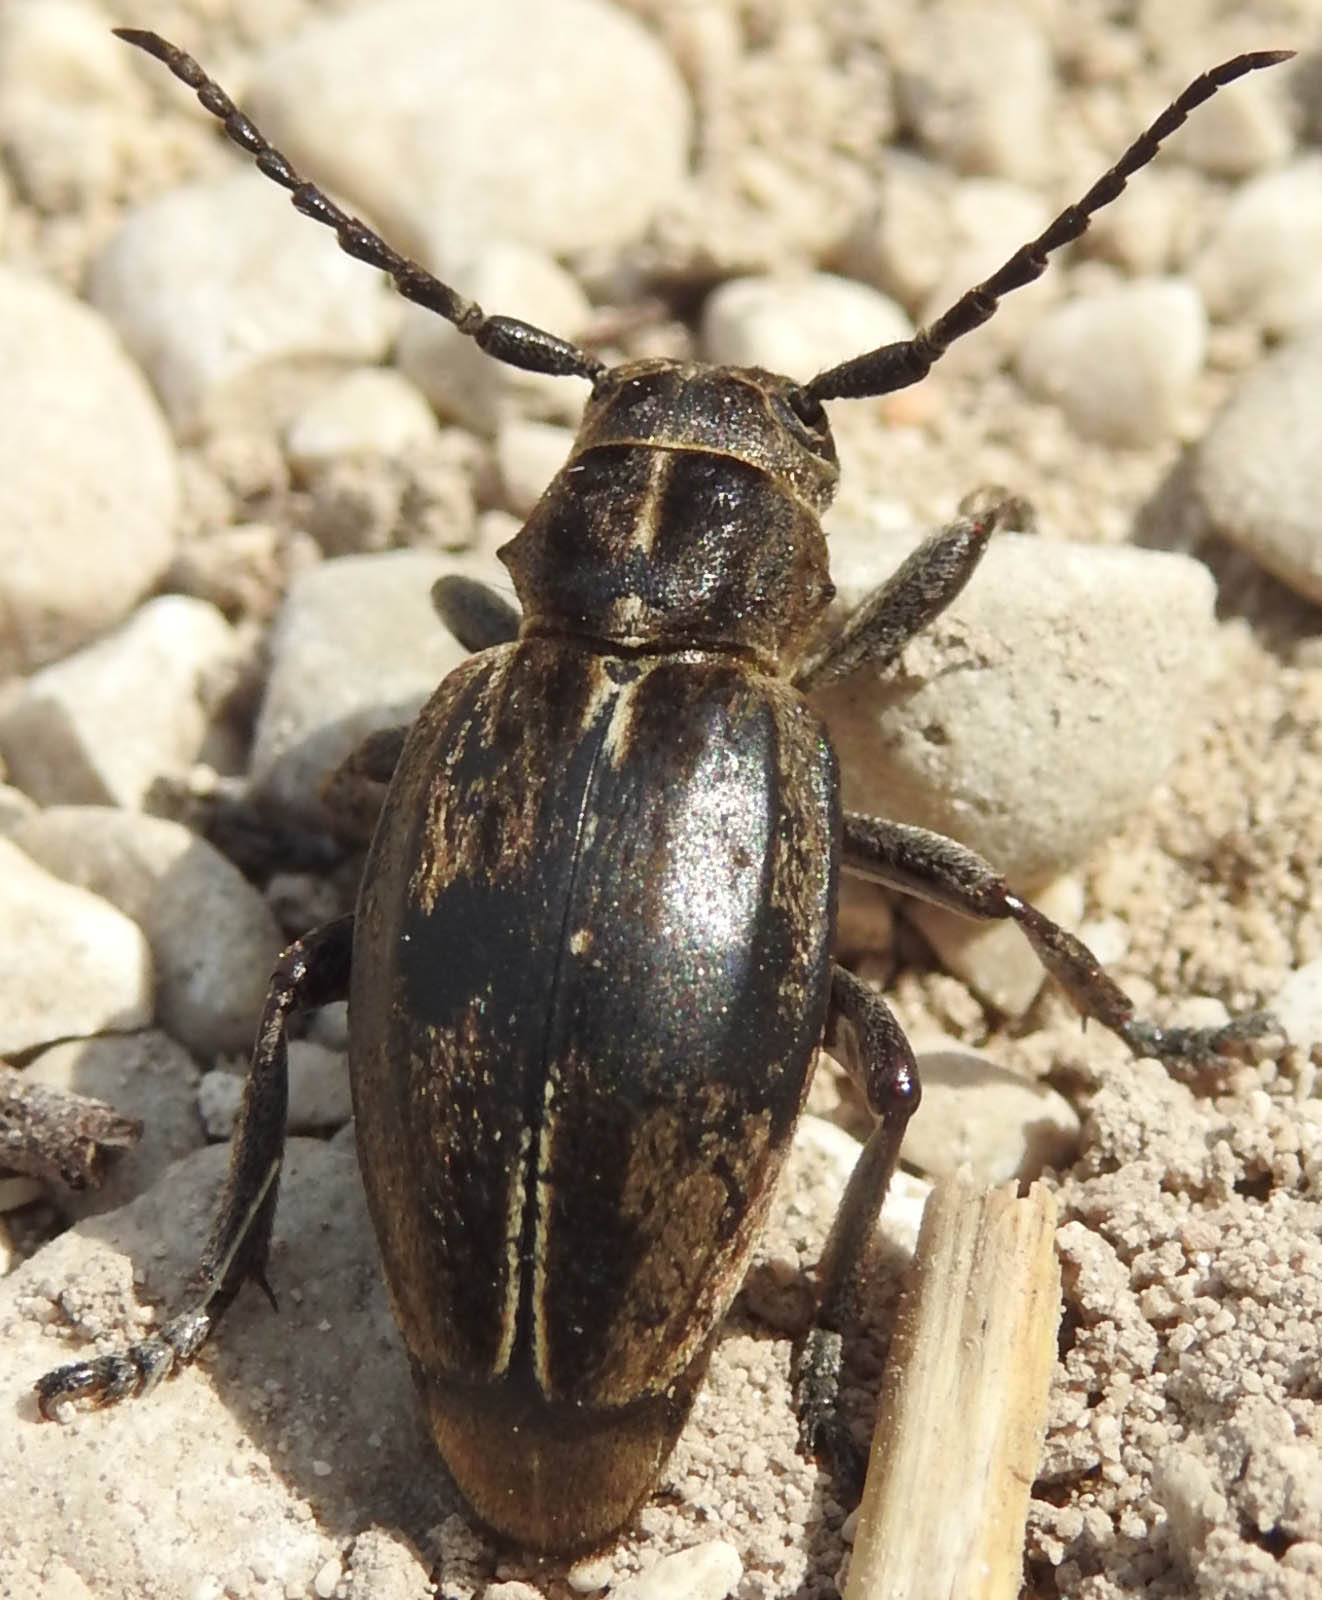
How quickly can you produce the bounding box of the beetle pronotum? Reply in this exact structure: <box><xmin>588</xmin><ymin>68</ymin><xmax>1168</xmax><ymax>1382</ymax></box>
<box><xmin>36</xmin><ymin>32</ymin><xmax>1290</xmax><ymax>1554</ymax></box>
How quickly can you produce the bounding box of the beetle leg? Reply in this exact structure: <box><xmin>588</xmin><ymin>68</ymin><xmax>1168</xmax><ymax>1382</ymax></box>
<box><xmin>797</xmin><ymin>964</ymin><xmax>921</xmax><ymax>1492</ymax></box>
<box><xmin>431</xmin><ymin>574</ymin><xmax>522</xmax><ymax>652</ymax></box>
<box><xmin>793</xmin><ymin>489</ymin><xmax>1030</xmax><ymax>691</ymax></box>
<box><xmin>842</xmin><ymin>814</ymin><xmax>1282</xmax><ymax>1069</ymax></box>
<box><xmin>320</xmin><ymin>724</ymin><xmax>409</xmax><ymax>842</ymax></box>
<box><xmin>34</xmin><ymin>915</ymin><xmax>354</xmax><ymax>1418</ymax></box>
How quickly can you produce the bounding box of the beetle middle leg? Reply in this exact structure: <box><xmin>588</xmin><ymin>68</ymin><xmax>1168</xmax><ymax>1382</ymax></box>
<box><xmin>797</xmin><ymin>964</ymin><xmax>921</xmax><ymax>1492</ymax></box>
<box><xmin>34</xmin><ymin>915</ymin><xmax>354</xmax><ymax>1417</ymax></box>
<box><xmin>842</xmin><ymin>815</ymin><xmax>1279</xmax><ymax>1068</ymax></box>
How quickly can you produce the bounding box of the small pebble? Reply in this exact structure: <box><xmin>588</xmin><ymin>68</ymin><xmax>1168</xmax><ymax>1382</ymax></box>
<box><xmin>88</xmin><ymin>170</ymin><xmax>400</xmax><ymax>433</ymax></box>
<box><xmin>1078</xmin><ymin>161</ymin><xmax>1181</xmax><ymax>276</ymax></box>
<box><xmin>396</xmin><ymin>242</ymin><xmax>591</xmax><ymax>435</ymax></box>
<box><xmin>916</xmin><ymin>177</ymin><xmax>1054</xmax><ymax>374</ymax></box>
<box><xmin>0</xmin><ymin>267</ymin><xmax>177</xmax><ymax>674</ymax></box>
<box><xmin>312</xmin><ymin>1556</ymin><xmax>343</xmax><ymax>1599</ymax></box>
<box><xmin>0</xmin><ymin>0</ymin><xmax>147</xmax><ymax>213</ymax></box>
<box><xmin>841</xmin><ymin>150</ymin><xmax>954</xmax><ymax>310</ymax></box>
<box><xmin>565</xmin><ymin>1552</ymin><xmax>616</xmax><ymax>1593</ymax></box>
<box><xmin>893</xmin><ymin>9</ymin><xmax>1052</xmax><ymax>182</ymax></box>
<box><xmin>1152</xmin><ymin>1446</ymin><xmax>1226</xmax><ymax>1562</ymax></box>
<box><xmin>907</xmin><ymin>873</ymin><xmax>1085</xmax><ymax>1017</ymax></box>
<box><xmin>497</xmin><ymin>419</ymin><xmax>577</xmax><ymax>517</ymax></box>
<box><xmin>1269</xmin><ymin>960</ymin><xmax>1322</xmax><ymax>1054</ymax></box>
<box><xmin>701</xmin><ymin>272</ymin><xmax>910</xmax><ymax>384</ymax></box>
<box><xmin>812</xmin><ymin>528</ymin><xmax>1218</xmax><ymax>884</ymax></box>
<box><xmin>11</xmin><ymin>807</ymin><xmax>285</xmax><ymax>1060</ymax></box>
<box><xmin>794</xmin><ymin>1113</ymin><xmax>930</xmax><ymax>1254</ymax></box>
<box><xmin>198</xmin><ymin>1069</ymin><xmax>244</xmax><ymax>1141</ymax></box>
<box><xmin>609</xmin><ymin>1540</ymin><xmax>742</xmax><ymax>1600</ymax></box>
<box><xmin>1016</xmin><ymin>278</ymin><xmax>1206</xmax><ymax>446</ymax></box>
<box><xmin>1192</xmin><ymin>329</ymin><xmax>1322</xmax><ymax>606</ymax></box>
<box><xmin>284</xmin><ymin>368</ymin><xmax>439</xmax><ymax>471</ymax></box>
<box><xmin>0</xmin><ymin>596</ymin><xmax>236</xmax><ymax>809</ymax></box>
<box><xmin>287</xmin><ymin>1041</ymin><xmax>352</xmax><ymax>1133</ymax></box>
<box><xmin>0</xmin><ymin>1177</ymin><xmax>45</xmax><ymax>1213</ymax></box>
<box><xmin>0</xmin><ymin>836</ymin><xmax>153</xmax><ymax>1055</ymax></box>
<box><xmin>901</xmin><ymin>1039</ymin><xmax>1081</xmax><ymax>1183</ymax></box>
<box><xmin>1167</xmin><ymin>66</ymin><xmax>1293</xmax><ymax>178</ymax></box>
<box><xmin>250</xmin><ymin>548</ymin><xmax>503</xmax><ymax>820</ymax></box>
<box><xmin>245</xmin><ymin>0</ymin><xmax>689</xmax><ymax>268</ymax></box>
<box><xmin>1193</xmin><ymin>157</ymin><xmax>1322</xmax><ymax>336</ymax></box>
<box><xmin>0</xmin><ymin>782</ymin><xmax>38</xmax><ymax>834</ymax></box>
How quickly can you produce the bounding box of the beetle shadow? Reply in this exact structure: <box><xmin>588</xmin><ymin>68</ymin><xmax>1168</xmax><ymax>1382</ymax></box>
<box><xmin>694</xmin><ymin>1222</ymin><xmax>914</xmax><ymax>1597</ymax></box>
<box><xmin>796</xmin><ymin>1230</ymin><xmax>913</xmax><ymax>1598</ymax></box>
<box><xmin>18</xmin><ymin>1136</ymin><xmax>479</xmax><ymax>1586</ymax></box>
<box><xmin>1133</xmin><ymin>449</ymin><xmax>1321</xmax><ymax>651</ymax></box>
<box><xmin>20</xmin><ymin>1119</ymin><xmax>932</xmax><ymax>1592</ymax></box>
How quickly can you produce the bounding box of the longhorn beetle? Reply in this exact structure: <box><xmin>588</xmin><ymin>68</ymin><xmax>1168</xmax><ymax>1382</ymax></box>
<box><xmin>36</xmin><ymin>33</ymin><xmax>1290</xmax><ymax>1554</ymax></box>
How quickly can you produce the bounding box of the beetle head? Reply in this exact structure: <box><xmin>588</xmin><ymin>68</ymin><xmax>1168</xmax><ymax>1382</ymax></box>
<box><xmin>578</xmin><ymin>359</ymin><xmax>840</xmax><ymax>511</ymax></box>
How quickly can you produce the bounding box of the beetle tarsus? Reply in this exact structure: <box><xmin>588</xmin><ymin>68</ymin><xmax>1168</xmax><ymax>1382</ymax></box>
<box><xmin>32</xmin><ymin>917</ymin><xmax>354</xmax><ymax>1417</ymax></box>
<box><xmin>36</xmin><ymin>1308</ymin><xmax>212</xmax><ymax>1417</ymax></box>
<box><xmin>1121</xmin><ymin>1010</ymin><xmax>1286</xmax><ymax>1073</ymax></box>
<box><xmin>794</xmin><ymin>1325</ymin><xmax>865</xmax><ymax>1501</ymax></box>
<box><xmin>841</xmin><ymin>816</ymin><xmax>1282</xmax><ymax>1071</ymax></box>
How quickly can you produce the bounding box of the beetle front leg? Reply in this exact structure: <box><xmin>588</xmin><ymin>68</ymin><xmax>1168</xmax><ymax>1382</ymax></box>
<box><xmin>842</xmin><ymin>814</ymin><xmax>1281</xmax><ymax>1068</ymax></box>
<box><xmin>797</xmin><ymin>964</ymin><xmax>921</xmax><ymax>1492</ymax></box>
<box><xmin>793</xmin><ymin>490</ymin><xmax>1029</xmax><ymax>691</ymax></box>
<box><xmin>430</xmin><ymin>573</ymin><xmax>521</xmax><ymax>651</ymax></box>
<box><xmin>34</xmin><ymin>915</ymin><xmax>354</xmax><ymax>1417</ymax></box>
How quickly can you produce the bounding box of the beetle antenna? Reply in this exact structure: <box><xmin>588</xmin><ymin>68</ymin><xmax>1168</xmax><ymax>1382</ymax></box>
<box><xmin>113</xmin><ymin>28</ymin><xmax>608</xmax><ymax>386</ymax></box>
<box><xmin>806</xmin><ymin>49</ymin><xmax>1294</xmax><ymax>403</ymax></box>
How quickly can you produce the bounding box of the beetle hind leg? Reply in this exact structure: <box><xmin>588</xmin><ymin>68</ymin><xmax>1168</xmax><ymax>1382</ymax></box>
<box><xmin>34</xmin><ymin>915</ymin><xmax>354</xmax><ymax>1418</ymax></box>
<box><xmin>796</xmin><ymin>965</ymin><xmax>921</xmax><ymax>1495</ymax></box>
<box><xmin>841</xmin><ymin>814</ymin><xmax>1282</xmax><ymax>1071</ymax></box>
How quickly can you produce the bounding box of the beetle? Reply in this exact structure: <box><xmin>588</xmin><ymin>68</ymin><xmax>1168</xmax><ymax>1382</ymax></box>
<box><xmin>35</xmin><ymin>32</ymin><xmax>1289</xmax><ymax>1554</ymax></box>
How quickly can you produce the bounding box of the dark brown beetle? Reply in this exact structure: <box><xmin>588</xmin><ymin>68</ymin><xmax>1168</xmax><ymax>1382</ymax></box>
<box><xmin>36</xmin><ymin>33</ymin><xmax>1289</xmax><ymax>1553</ymax></box>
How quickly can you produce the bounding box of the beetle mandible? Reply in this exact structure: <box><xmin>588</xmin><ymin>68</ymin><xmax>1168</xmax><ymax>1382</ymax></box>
<box><xmin>35</xmin><ymin>32</ymin><xmax>1290</xmax><ymax>1553</ymax></box>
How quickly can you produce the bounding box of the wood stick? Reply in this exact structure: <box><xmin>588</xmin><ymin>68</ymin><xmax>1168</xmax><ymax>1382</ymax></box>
<box><xmin>0</xmin><ymin>1064</ymin><xmax>141</xmax><ymax>1190</ymax></box>
<box><xmin>844</xmin><ymin>1172</ymin><xmax>1060</xmax><ymax>1600</ymax></box>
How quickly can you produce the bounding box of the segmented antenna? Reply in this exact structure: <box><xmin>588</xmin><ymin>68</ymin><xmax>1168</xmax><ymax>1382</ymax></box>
<box><xmin>113</xmin><ymin>27</ymin><xmax>608</xmax><ymax>386</ymax></box>
<box><xmin>118</xmin><ymin>31</ymin><xmax>1291</xmax><ymax>406</ymax></box>
<box><xmin>806</xmin><ymin>49</ymin><xmax>1294</xmax><ymax>403</ymax></box>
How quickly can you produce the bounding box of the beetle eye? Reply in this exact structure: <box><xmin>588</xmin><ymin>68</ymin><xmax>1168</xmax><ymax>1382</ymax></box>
<box><xmin>783</xmin><ymin>387</ymin><xmax>826</xmax><ymax>431</ymax></box>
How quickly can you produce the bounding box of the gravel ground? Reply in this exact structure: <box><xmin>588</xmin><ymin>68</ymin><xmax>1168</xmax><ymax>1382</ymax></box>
<box><xmin>1</xmin><ymin>2</ymin><xmax>1321</xmax><ymax>1598</ymax></box>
